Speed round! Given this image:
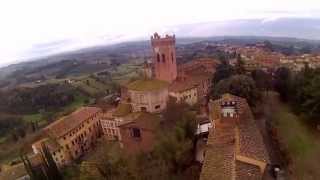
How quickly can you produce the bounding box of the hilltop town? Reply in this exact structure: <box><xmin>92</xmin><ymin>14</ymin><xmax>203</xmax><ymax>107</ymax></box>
<box><xmin>1</xmin><ymin>33</ymin><xmax>320</xmax><ymax>180</ymax></box>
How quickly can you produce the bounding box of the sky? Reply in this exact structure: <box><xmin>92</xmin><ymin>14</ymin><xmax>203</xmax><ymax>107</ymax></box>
<box><xmin>0</xmin><ymin>0</ymin><xmax>320</xmax><ymax>66</ymax></box>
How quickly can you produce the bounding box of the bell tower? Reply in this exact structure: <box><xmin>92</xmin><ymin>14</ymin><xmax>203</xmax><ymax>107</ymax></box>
<box><xmin>151</xmin><ymin>33</ymin><xmax>177</xmax><ymax>83</ymax></box>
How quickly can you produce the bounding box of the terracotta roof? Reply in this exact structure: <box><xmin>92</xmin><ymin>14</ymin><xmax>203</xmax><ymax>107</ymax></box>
<box><xmin>45</xmin><ymin>107</ymin><xmax>101</xmax><ymax>138</ymax></box>
<box><xmin>126</xmin><ymin>79</ymin><xmax>169</xmax><ymax>91</ymax></box>
<box><xmin>170</xmin><ymin>74</ymin><xmax>209</xmax><ymax>93</ymax></box>
<box><xmin>113</xmin><ymin>103</ymin><xmax>132</xmax><ymax>117</ymax></box>
<box><xmin>237</xmin><ymin>115</ymin><xmax>270</xmax><ymax>163</ymax></box>
<box><xmin>235</xmin><ymin>161</ymin><xmax>262</xmax><ymax>180</ymax></box>
<box><xmin>200</xmin><ymin>94</ymin><xmax>270</xmax><ymax>180</ymax></box>
<box><xmin>178</xmin><ymin>58</ymin><xmax>219</xmax><ymax>74</ymax></box>
<box><xmin>169</xmin><ymin>79</ymin><xmax>198</xmax><ymax>93</ymax></box>
<box><xmin>32</xmin><ymin>138</ymin><xmax>61</xmax><ymax>153</ymax></box>
<box><xmin>200</xmin><ymin>127</ymin><xmax>236</xmax><ymax>180</ymax></box>
<box><xmin>118</xmin><ymin>112</ymin><xmax>160</xmax><ymax>131</ymax></box>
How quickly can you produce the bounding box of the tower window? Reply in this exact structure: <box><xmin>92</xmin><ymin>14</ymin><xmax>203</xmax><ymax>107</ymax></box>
<box><xmin>171</xmin><ymin>53</ymin><xmax>174</xmax><ymax>63</ymax></box>
<box><xmin>157</xmin><ymin>53</ymin><xmax>160</xmax><ymax>62</ymax></box>
<box><xmin>162</xmin><ymin>54</ymin><xmax>166</xmax><ymax>63</ymax></box>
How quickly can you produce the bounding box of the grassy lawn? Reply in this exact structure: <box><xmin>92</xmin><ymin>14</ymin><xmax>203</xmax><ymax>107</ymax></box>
<box><xmin>22</xmin><ymin>113</ymin><xmax>42</xmax><ymax>123</ymax></box>
<box><xmin>0</xmin><ymin>137</ymin><xmax>6</xmax><ymax>144</ymax></box>
<box><xmin>267</xmin><ymin>93</ymin><xmax>320</xmax><ymax>179</ymax></box>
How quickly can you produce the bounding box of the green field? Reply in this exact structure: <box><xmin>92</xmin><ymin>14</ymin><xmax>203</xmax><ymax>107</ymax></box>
<box><xmin>22</xmin><ymin>113</ymin><xmax>42</xmax><ymax>123</ymax></box>
<box><xmin>0</xmin><ymin>137</ymin><xmax>6</xmax><ymax>144</ymax></box>
<box><xmin>111</xmin><ymin>63</ymin><xmax>141</xmax><ymax>84</ymax></box>
<box><xmin>72</xmin><ymin>77</ymin><xmax>111</xmax><ymax>97</ymax></box>
<box><xmin>267</xmin><ymin>93</ymin><xmax>320</xmax><ymax>179</ymax></box>
<box><xmin>57</xmin><ymin>94</ymin><xmax>91</xmax><ymax>117</ymax></box>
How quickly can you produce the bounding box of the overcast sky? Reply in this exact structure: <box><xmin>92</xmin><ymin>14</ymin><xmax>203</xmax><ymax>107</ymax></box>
<box><xmin>0</xmin><ymin>0</ymin><xmax>320</xmax><ymax>66</ymax></box>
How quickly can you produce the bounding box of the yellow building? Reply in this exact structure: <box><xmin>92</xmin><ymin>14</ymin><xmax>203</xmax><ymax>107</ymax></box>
<box><xmin>32</xmin><ymin>107</ymin><xmax>102</xmax><ymax>167</ymax></box>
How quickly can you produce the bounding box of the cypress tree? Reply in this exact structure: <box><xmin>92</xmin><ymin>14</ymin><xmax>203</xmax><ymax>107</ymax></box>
<box><xmin>40</xmin><ymin>143</ymin><xmax>62</xmax><ymax>180</ymax></box>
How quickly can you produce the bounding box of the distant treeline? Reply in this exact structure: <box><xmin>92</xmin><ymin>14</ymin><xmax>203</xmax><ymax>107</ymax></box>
<box><xmin>274</xmin><ymin>66</ymin><xmax>320</xmax><ymax>123</ymax></box>
<box><xmin>0</xmin><ymin>84</ymin><xmax>75</xmax><ymax>114</ymax></box>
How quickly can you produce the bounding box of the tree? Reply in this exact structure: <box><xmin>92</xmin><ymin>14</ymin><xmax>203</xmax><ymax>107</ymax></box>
<box><xmin>251</xmin><ymin>69</ymin><xmax>272</xmax><ymax>91</ymax></box>
<box><xmin>211</xmin><ymin>75</ymin><xmax>261</xmax><ymax>105</ymax></box>
<box><xmin>212</xmin><ymin>61</ymin><xmax>234</xmax><ymax>85</ymax></box>
<box><xmin>289</xmin><ymin>67</ymin><xmax>320</xmax><ymax>120</ymax></box>
<box><xmin>17</xmin><ymin>128</ymin><xmax>26</xmax><ymax>138</ymax></box>
<box><xmin>20</xmin><ymin>153</ymin><xmax>46</xmax><ymax>180</ymax></box>
<box><xmin>274</xmin><ymin>67</ymin><xmax>292</xmax><ymax>101</ymax></box>
<box><xmin>40</xmin><ymin>143</ymin><xmax>63</xmax><ymax>180</ymax></box>
<box><xmin>154</xmin><ymin>117</ymin><xmax>195</xmax><ymax>174</ymax></box>
<box><xmin>162</xmin><ymin>97</ymin><xmax>190</xmax><ymax>127</ymax></box>
<box><xmin>234</xmin><ymin>54</ymin><xmax>246</xmax><ymax>74</ymax></box>
<box><xmin>11</xmin><ymin>131</ymin><xmax>18</xmax><ymax>142</ymax></box>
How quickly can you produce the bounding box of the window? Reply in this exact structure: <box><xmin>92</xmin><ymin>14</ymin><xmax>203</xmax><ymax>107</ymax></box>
<box><xmin>171</xmin><ymin>52</ymin><xmax>174</xmax><ymax>63</ymax></box>
<box><xmin>162</xmin><ymin>54</ymin><xmax>166</xmax><ymax>63</ymax></box>
<box><xmin>155</xmin><ymin>105</ymin><xmax>160</xmax><ymax>109</ymax></box>
<box><xmin>140</xmin><ymin>107</ymin><xmax>147</xmax><ymax>112</ymax></box>
<box><xmin>157</xmin><ymin>53</ymin><xmax>160</xmax><ymax>62</ymax></box>
<box><xmin>131</xmin><ymin>128</ymin><xmax>141</xmax><ymax>138</ymax></box>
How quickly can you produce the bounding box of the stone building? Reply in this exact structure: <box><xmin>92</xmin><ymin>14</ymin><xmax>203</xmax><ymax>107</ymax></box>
<box><xmin>125</xmin><ymin>79</ymin><xmax>169</xmax><ymax>113</ymax></box>
<box><xmin>200</xmin><ymin>94</ymin><xmax>270</xmax><ymax>180</ymax></box>
<box><xmin>170</xmin><ymin>59</ymin><xmax>216</xmax><ymax>105</ymax></box>
<box><xmin>115</xmin><ymin>33</ymin><xmax>217</xmax><ymax>154</ymax></box>
<box><xmin>151</xmin><ymin>33</ymin><xmax>177</xmax><ymax>83</ymax></box>
<box><xmin>32</xmin><ymin>107</ymin><xmax>102</xmax><ymax>167</ymax></box>
<box><xmin>118</xmin><ymin>112</ymin><xmax>160</xmax><ymax>154</ymax></box>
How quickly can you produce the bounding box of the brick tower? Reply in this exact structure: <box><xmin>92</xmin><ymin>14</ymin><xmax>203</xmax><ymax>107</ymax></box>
<box><xmin>151</xmin><ymin>33</ymin><xmax>177</xmax><ymax>83</ymax></box>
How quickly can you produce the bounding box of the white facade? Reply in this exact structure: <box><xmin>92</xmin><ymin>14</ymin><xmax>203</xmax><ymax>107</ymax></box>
<box><xmin>221</xmin><ymin>107</ymin><xmax>236</xmax><ymax>118</ymax></box>
<box><xmin>169</xmin><ymin>87</ymin><xmax>198</xmax><ymax>105</ymax></box>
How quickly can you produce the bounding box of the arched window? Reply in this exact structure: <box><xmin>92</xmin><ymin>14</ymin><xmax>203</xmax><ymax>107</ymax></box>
<box><xmin>162</xmin><ymin>54</ymin><xmax>166</xmax><ymax>63</ymax></box>
<box><xmin>171</xmin><ymin>52</ymin><xmax>174</xmax><ymax>63</ymax></box>
<box><xmin>157</xmin><ymin>53</ymin><xmax>160</xmax><ymax>62</ymax></box>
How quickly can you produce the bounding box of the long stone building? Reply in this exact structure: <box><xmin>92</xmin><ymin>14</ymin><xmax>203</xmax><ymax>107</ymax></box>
<box><xmin>200</xmin><ymin>94</ymin><xmax>270</xmax><ymax>180</ymax></box>
<box><xmin>32</xmin><ymin>107</ymin><xmax>102</xmax><ymax>167</ymax></box>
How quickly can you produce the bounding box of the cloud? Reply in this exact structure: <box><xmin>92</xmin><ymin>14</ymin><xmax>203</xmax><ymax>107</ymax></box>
<box><xmin>1</xmin><ymin>0</ymin><xmax>320</xmax><ymax>66</ymax></box>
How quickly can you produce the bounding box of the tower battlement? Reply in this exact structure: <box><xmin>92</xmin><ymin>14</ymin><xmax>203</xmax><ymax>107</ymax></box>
<box><xmin>151</xmin><ymin>32</ymin><xmax>175</xmax><ymax>46</ymax></box>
